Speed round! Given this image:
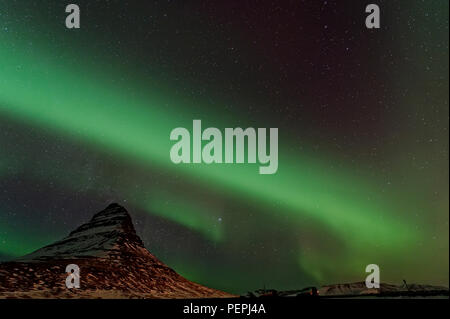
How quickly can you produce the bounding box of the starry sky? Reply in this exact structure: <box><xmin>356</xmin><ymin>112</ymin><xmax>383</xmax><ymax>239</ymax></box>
<box><xmin>0</xmin><ymin>0</ymin><xmax>448</xmax><ymax>294</ymax></box>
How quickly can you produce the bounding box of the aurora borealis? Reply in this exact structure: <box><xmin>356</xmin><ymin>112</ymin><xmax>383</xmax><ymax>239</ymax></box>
<box><xmin>0</xmin><ymin>0</ymin><xmax>448</xmax><ymax>294</ymax></box>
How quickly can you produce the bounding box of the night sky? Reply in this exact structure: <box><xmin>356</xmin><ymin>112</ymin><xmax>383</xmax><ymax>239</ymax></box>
<box><xmin>0</xmin><ymin>0</ymin><xmax>448</xmax><ymax>294</ymax></box>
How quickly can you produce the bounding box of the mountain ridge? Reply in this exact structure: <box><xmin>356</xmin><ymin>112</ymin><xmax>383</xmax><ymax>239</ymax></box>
<box><xmin>0</xmin><ymin>204</ymin><xmax>234</xmax><ymax>299</ymax></box>
<box><xmin>16</xmin><ymin>203</ymin><xmax>147</xmax><ymax>262</ymax></box>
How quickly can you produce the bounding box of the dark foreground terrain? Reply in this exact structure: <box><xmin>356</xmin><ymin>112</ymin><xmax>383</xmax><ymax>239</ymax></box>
<box><xmin>0</xmin><ymin>204</ymin><xmax>447</xmax><ymax>300</ymax></box>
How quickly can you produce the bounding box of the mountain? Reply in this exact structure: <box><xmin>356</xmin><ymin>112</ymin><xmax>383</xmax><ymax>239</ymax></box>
<box><xmin>248</xmin><ymin>282</ymin><xmax>449</xmax><ymax>298</ymax></box>
<box><xmin>319</xmin><ymin>282</ymin><xmax>449</xmax><ymax>297</ymax></box>
<box><xmin>0</xmin><ymin>203</ymin><xmax>234</xmax><ymax>299</ymax></box>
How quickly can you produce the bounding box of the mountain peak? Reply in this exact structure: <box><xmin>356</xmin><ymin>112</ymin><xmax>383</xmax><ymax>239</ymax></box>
<box><xmin>17</xmin><ymin>204</ymin><xmax>145</xmax><ymax>262</ymax></box>
<box><xmin>69</xmin><ymin>203</ymin><xmax>137</xmax><ymax>237</ymax></box>
<box><xmin>1</xmin><ymin>204</ymin><xmax>233</xmax><ymax>298</ymax></box>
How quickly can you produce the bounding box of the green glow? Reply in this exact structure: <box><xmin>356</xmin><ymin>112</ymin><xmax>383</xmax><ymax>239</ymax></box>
<box><xmin>1</xmin><ymin>10</ymin><xmax>441</xmax><ymax>287</ymax></box>
<box><xmin>0</xmin><ymin>29</ymin><xmax>417</xmax><ymax>252</ymax></box>
<box><xmin>0</xmin><ymin>35</ymin><xmax>416</xmax><ymax>247</ymax></box>
<box><xmin>0</xmin><ymin>222</ymin><xmax>57</xmax><ymax>257</ymax></box>
<box><xmin>143</xmin><ymin>194</ymin><xmax>224</xmax><ymax>242</ymax></box>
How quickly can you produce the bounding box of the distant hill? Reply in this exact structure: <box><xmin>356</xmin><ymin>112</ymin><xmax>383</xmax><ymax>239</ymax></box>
<box><xmin>247</xmin><ymin>282</ymin><xmax>449</xmax><ymax>298</ymax></box>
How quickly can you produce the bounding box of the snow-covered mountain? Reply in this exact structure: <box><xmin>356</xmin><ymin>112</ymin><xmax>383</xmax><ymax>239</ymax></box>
<box><xmin>0</xmin><ymin>204</ymin><xmax>233</xmax><ymax>299</ymax></box>
<box><xmin>319</xmin><ymin>282</ymin><xmax>449</xmax><ymax>297</ymax></box>
<box><xmin>249</xmin><ymin>282</ymin><xmax>448</xmax><ymax>298</ymax></box>
<box><xmin>17</xmin><ymin>203</ymin><xmax>147</xmax><ymax>261</ymax></box>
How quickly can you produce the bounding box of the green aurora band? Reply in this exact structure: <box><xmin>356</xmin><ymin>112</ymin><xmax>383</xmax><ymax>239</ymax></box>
<box><xmin>0</xmin><ymin>2</ymin><xmax>447</xmax><ymax>288</ymax></box>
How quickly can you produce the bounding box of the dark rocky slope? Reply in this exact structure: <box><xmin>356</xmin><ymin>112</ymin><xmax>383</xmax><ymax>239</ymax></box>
<box><xmin>0</xmin><ymin>204</ymin><xmax>234</xmax><ymax>299</ymax></box>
